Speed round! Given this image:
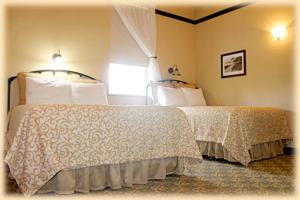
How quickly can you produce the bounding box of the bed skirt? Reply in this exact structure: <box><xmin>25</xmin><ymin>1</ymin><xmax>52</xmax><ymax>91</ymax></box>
<box><xmin>34</xmin><ymin>157</ymin><xmax>183</xmax><ymax>194</ymax></box>
<box><xmin>197</xmin><ymin>140</ymin><xmax>285</xmax><ymax>164</ymax></box>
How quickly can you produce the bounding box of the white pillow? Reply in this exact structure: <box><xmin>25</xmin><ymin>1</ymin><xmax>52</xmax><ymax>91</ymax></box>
<box><xmin>26</xmin><ymin>77</ymin><xmax>72</xmax><ymax>104</ymax></box>
<box><xmin>71</xmin><ymin>82</ymin><xmax>108</xmax><ymax>105</ymax></box>
<box><xmin>181</xmin><ymin>87</ymin><xmax>207</xmax><ymax>106</ymax></box>
<box><xmin>150</xmin><ymin>82</ymin><xmax>174</xmax><ymax>105</ymax></box>
<box><xmin>157</xmin><ymin>86</ymin><xmax>187</xmax><ymax>106</ymax></box>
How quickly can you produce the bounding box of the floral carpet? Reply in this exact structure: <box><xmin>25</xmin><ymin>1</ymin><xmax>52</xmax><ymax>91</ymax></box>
<box><xmin>6</xmin><ymin>155</ymin><xmax>294</xmax><ymax>196</ymax></box>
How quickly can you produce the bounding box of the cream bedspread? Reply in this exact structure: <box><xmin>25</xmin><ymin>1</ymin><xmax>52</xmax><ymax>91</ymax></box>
<box><xmin>179</xmin><ymin>106</ymin><xmax>292</xmax><ymax>166</ymax></box>
<box><xmin>5</xmin><ymin>104</ymin><xmax>202</xmax><ymax>196</ymax></box>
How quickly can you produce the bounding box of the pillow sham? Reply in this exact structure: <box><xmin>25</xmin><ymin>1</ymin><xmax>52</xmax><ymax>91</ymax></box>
<box><xmin>71</xmin><ymin>82</ymin><xmax>108</xmax><ymax>105</ymax></box>
<box><xmin>17</xmin><ymin>72</ymin><xmax>99</xmax><ymax>105</ymax></box>
<box><xmin>25</xmin><ymin>77</ymin><xmax>72</xmax><ymax>104</ymax></box>
<box><xmin>17</xmin><ymin>72</ymin><xmax>57</xmax><ymax>105</ymax></box>
<box><xmin>157</xmin><ymin>86</ymin><xmax>187</xmax><ymax>106</ymax></box>
<box><xmin>181</xmin><ymin>87</ymin><xmax>207</xmax><ymax>106</ymax></box>
<box><xmin>150</xmin><ymin>82</ymin><xmax>174</xmax><ymax>105</ymax></box>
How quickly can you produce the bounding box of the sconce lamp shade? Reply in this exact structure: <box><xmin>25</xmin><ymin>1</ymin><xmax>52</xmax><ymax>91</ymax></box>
<box><xmin>168</xmin><ymin>67</ymin><xmax>174</xmax><ymax>74</ymax></box>
<box><xmin>168</xmin><ymin>64</ymin><xmax>181</xmax><ymax>76</ymax></box>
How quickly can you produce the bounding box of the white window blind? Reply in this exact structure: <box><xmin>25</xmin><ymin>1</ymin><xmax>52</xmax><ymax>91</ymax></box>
<box><xmin>109</xmin><ymin>63</ymin><xmax>148</xmax><ymax>96</ymax></box>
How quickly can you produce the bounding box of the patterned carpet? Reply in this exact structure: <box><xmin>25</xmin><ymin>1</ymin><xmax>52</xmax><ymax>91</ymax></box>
<box><xmin>5</xmin><ymin>155</ymin><xmax>295</xmax><ymax>196</ymax></box>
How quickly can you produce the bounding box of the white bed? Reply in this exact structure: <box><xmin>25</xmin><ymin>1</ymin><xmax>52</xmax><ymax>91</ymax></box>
<box><xmin>149</xmin><ymin>80</ymin><xmax>292</xmax><ymax>166</ymax></box>
<box><xmin>5</xmin><ymin>70</ymin><xmax>202</xmax><ymax>195</ymax></box>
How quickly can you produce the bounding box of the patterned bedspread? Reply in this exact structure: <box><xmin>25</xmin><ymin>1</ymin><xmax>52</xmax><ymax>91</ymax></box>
<box><xmin>5</xmin><ymin>104</ymin><xmax>202</xmax><ymax>195</ymax></box>
<box><xmin>179</xmin><ymin>106</ymin><xmax>292</xmax><ymax>166</ymax></box>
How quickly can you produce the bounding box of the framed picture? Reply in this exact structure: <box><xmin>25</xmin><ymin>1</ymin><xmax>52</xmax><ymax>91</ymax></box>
<box><xmin>221</xmin><ymin>50</ymin><xmax>246</xmax><ymax>78</ymax></box>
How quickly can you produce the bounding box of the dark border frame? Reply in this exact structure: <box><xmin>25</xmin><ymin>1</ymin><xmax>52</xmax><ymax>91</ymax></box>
<box><xmin>155</xmin><ymin>2</ymin><xmax>252</xmax><ymax>25</ymax></box>
<box><xmin>221</xmin><ymin>49</ymin><xmax>246</xmax><ymax>79</ymax></box>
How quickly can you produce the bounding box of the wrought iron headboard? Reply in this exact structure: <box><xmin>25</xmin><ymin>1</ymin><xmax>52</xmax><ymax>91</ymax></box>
<box><xmin>7</xmin><ymin>69</ymin><xmax>98</xmax><ymax>111</ymax></box>
<box><xmin>146</xmin><ymin>79</ymin><xmax>190</xmax><ymax>105</ymax></box>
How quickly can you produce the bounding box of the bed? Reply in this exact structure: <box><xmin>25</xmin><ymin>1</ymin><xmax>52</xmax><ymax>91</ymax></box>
<box><xmin>149</xmin><ymin>80</ymin><xmax>292</xmax><ymax>166</ymax></box>
<box><xmin>4</xmin><ymin>70</ymin><xmax>202</xmax><ymax>196</ymax></box>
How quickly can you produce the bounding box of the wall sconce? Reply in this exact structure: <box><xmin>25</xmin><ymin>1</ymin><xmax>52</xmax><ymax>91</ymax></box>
<box><xmin>52</xmin><ymin>50</ymin><xmax>64</xmax><ymax>64</ymax></box>
<box><xmin>271</xmin><ymin>25</ymin><xmax>286</xmax><ymax>40</ymax></box>
<box><xmin>168</xmin><ymin>64</ymin><xmax>181</xmax><ymax>76</ymax></box>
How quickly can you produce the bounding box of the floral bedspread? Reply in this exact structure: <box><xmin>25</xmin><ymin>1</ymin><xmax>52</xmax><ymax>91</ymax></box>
<box><xmin>5</xmin><ymin>104</ymin><xmax>202</xmax><ymax>195</ymax></box>
<box><xmin>179</xmin><ymin>106</ymin><xmax>292</xmax><ymax>166</ymax></box>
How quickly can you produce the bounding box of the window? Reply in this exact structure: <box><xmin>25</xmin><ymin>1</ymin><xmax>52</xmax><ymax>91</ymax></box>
<box><xmin>109</xmin><ymin>63</ymin><xmax>148</xmax><ymax>96</ymax></box>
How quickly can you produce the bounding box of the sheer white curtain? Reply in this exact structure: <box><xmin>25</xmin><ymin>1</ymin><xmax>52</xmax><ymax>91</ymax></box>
<box><xmin>113</xmin><ymin>0</ymin><xmax>161</xmax><ymax>82</ymax></box>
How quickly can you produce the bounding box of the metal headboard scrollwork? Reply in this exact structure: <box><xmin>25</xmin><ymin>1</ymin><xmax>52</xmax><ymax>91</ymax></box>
<box><xmin>146</xmin><ymin>79</ymin><xmax>189</xmax><ymax>105</ymax></box>
<box><xmin>7</xmin><ymin>69</ymin><xmax>98</xmax><ymax>112</ymax></box>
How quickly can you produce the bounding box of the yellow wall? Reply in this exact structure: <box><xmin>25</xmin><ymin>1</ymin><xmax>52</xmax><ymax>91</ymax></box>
<box><xmin>157</xmin><ymin>14</ymin><xmax>197</xmax><ymax>83</ymax></box>
<box><xmin>5</xmin><ymin>5</ymin><xmax>295</xmax><ymax>110</ymax></box>
<box><xmin>5</xmin><ymin>6</ymin><xmax>198</xmax><ymax>106</ymax></box>
<box><xmin>6</xmin><ymin>6</ymin><xmax>112</xmax><ymax>82</ymax></box>
<box><xmin>5</xmin><ymin>6</ymin><xmax>198</xmax><ymax>90</ymax></box>
<box><xmin>196</xmin><ymin>5</ymin><xmax>228</xmax><ymax>19</ymax></box>
<box><xmin>157</xmin><ymin>6</ymin><xmax>196</xmax><ymax>19</ymax></box>
<box><xmin>3</xmin><ymin>4</ymin><xmax>296</xmax><ymax>147</ymax></box>
<box><xmin>196</xmin><ymin>5</ymin><xmax>295</xmax><ymax>112</ymax></box>
<box><xmin>155</xmin><ymin>6</ymin><xmax>197</xmax><ymax>83</ymax></box>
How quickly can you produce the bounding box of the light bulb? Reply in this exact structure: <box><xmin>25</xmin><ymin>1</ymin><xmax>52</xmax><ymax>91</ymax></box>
<box><xmin>51</xmin><ymin>51</ymin><xmax>64</xmax><ymax>69</ymax></box>
<box><xmin>53</xmin><ymin>55</ymin><xmax>63</xmax><ymax>64</ymax></box>
<box><xmin>271</xmin><ymin>25</ymin><xmax>286</xmax><ymax>40</ymax></box>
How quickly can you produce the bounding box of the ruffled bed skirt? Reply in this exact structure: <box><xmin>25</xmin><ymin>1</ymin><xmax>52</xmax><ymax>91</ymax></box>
<box><xmin>198</xmin><ymin>140</ymin><xmax>284</xmax><ymax>163</ymax></box>
<box><xmin>37</xmin><ymin>157</ymin><xmax>183</xmax><ymax>194</ymax></box>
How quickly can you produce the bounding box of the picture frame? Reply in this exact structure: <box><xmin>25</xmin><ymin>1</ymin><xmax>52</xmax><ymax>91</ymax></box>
<box><xmin>221</xmin><ymin>50</ymin><xmax>246</xmax><ymax>78</ymax></box>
